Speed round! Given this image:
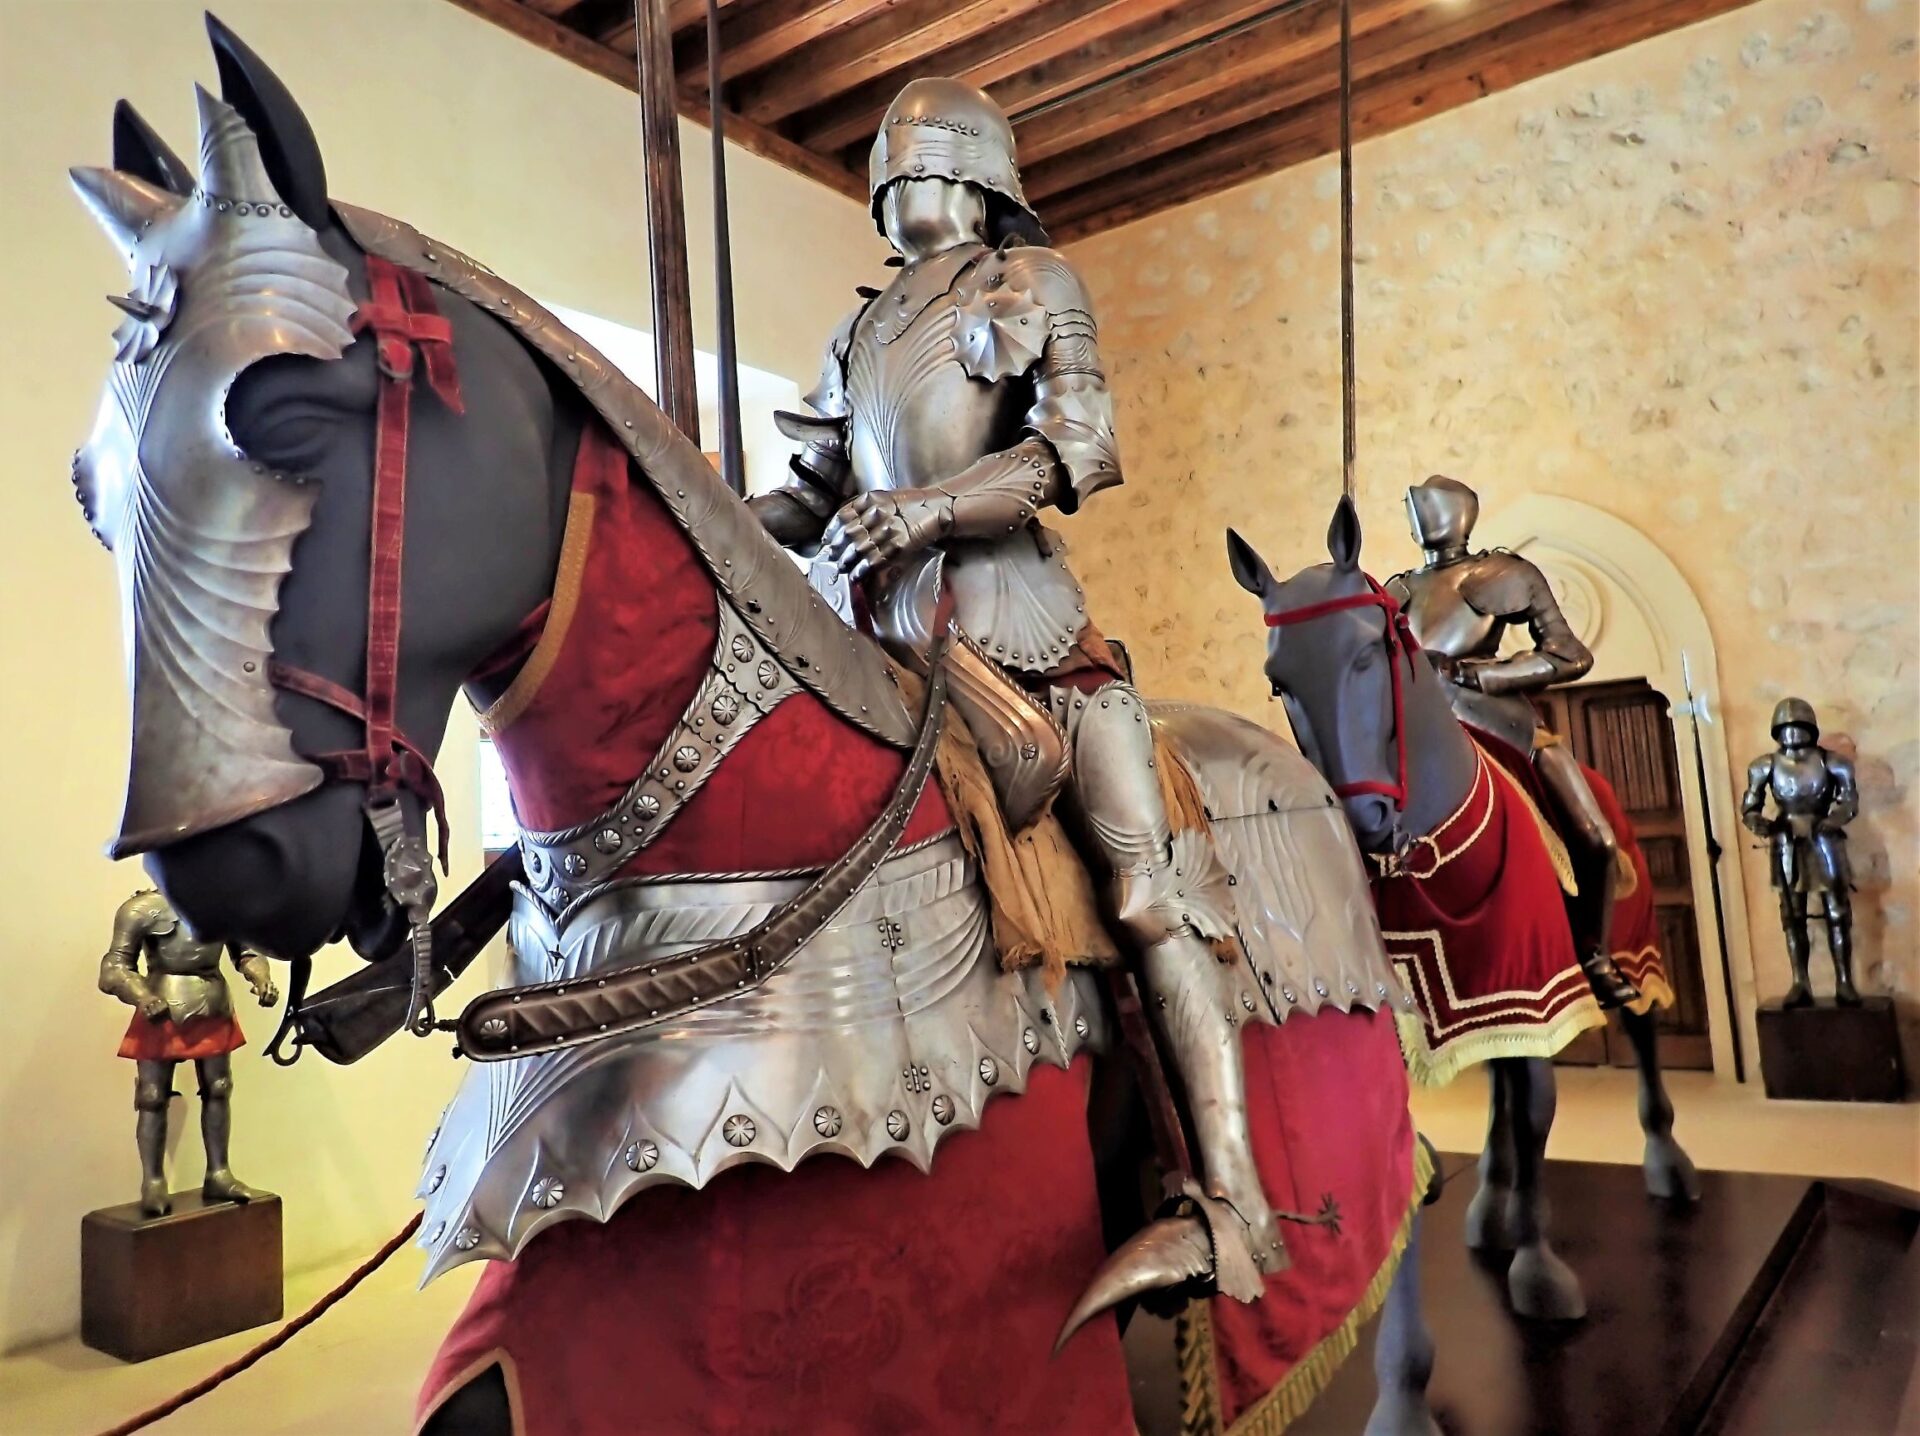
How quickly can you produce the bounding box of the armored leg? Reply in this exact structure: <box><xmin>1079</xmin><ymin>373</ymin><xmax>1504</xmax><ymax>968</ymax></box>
<box><xmin>1779</xmin><ymin>886</ymin><xmax>1814</xmax><ymax>1008</ymax></box>
<box><xmin>1535</xmin><ymin>746</ymin><xmax>1638</xmax><ymax>1009</ymax></box>
<box><xmin>195</xmin><ymin>1055</ymin><xmax>262</xmax><ymax>1204</ymax></box>
<box><xmin>1465</xmin><ymin>1062</ymin><xmax>1518</xmax><ymax>1251</ymax></box>
<box><xmin>1052</xmin><ymin>681</ymin><xmax>1280</xmax><ymax>1279</ymax></box>
<box><xmin>1364</xmin><ymin>1213</ymin><xmax>1440</xmax><ymax>1436</ymax></box>
<box><xmin>134</xmin><ymin>1060</ymin><xmax>175</xmax><ymax>1217</ymax></box>
<box><xmin>1500</xmin><ymin>1058</ymin><xmax>1585</xmax><ymax>1321</ymax></box>
<box><xmin>1621</xmin><ymin>1006</ymin><xmax>1699</xmax><ymax>1201</ymax></box>
<box><xmin>1822</xmin><ymin>892</ymin><xmax>1860</xmax><ymax>1006</ymax></box>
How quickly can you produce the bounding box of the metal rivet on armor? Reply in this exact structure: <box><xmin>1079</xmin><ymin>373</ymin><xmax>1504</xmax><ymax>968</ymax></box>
<box><xmin>1240</xmin><ymin>994</ymin><xmax>1256</xmax><ymax>1013</ymax></box>
<box><xmin>1022</xmin><ymin>1027</ymin><xmax>1039</xmax><ymax>1054</ymax></box>
<box><xmin>673</xmin><ymin>745</ymin><xmax>701</xmax><ymax>772</ymax></box>
<box><xmin>593</xmin><ymin>827</ymin><xmax>623</xmax><ymax>855</ymax></box>
<box><xmin>712</xmin><ymin>693</ymin><xmax>740</xmax><ymax>725</ymax></box>
<box><xmin>1227</xmin><ymin>874</ymin><xmax>1238</xmax><ymax>886</ymax></box>
<box><xmin>1377</xmin><ymin>983</ymin><xmax>1390</xmax><ymax>997</ymax></box>
<box><xmin>886</xmin><ymin>1110</ymin><xmax>911</xmax><ymax>1141</ymax></box>
<box><xmin>530</xmin><ymin>1177</ymin><xmax>565</xmax><ymax>1209</ymax></box>
<box><xmin>424</xmin><ymin>1127</ymin><xmax>441</xmax><ymax>1160</ymax></box>
<box><xmin>480</xmin><ymin>1016</ymin><xmax>508</xmax><ymax>1038</ymax></box>
<box><xmin>242</xmin><ymin>660</ymin><xmax>257</xmax><ymax>674</ymax></box>
<box><xmin>1314</xmin><ymin>980</ymin><xmax>1328</xmax><ymax>996</ymax></box>
<box><xmin>563</xmin><ymin>852</ymin><xmax>587</xmax><ymax>878</ymax></box>
<box><xmin>427</xmin><ymin>1221</ymin><xmax>445</xmax><ymax>1243</ymax></box>
<box><xmin>625</xmin><ymin>1139</ymin><xmax>659</xmax><ymax>1172</ymax></box>
<box><xmin>1347</xmin><ymin>981</ymin><xmax>1360</xmax><ymax>995</ymax></box>
<box><xmin>730</xmin><ymin>634</ymin><xmax>754</xmax><ymax>663</ymax></box>
<box><xmin>427</xmin><ymin>1164</ymin><xmax>447</xmax><ymax>1193</ymax></box>
<box><xmin>1073</xmin><ymin>1015</ymin><xmax>1090</xmax><ymax>1039</ymax></box>
<box><xmin>932</xmin><ymin>1094</ymin><xmax>955</xmax><ymax>1126</ymax></box>
<box><xmin>1282</xmin><ymin>986</ymin><xmax>1297</xmax><ymax>1003</ymax></box>
<box><xmin>978</xmin><ymin>1057</ymin><xmax>1000</xmax><ymax>1087</ymax></box>
<box><xmin>278</xmin><ymin>204</ymin><xmax>292</xmax><ymax>218</ymax></box>
<box><xmin>723</xmin><ymin>1115</ymin><xmax>757</xmax><ymax>1147</ymax></box>
<box><xmin>454</xmin><ymin>1226</ymin><xmax>481</xmax><ymax>1251</ymax></box>
<box><xmin>757</xmin><ymin>660</ymin><xmax>779</xmax><ymax>688</ymax></box>
<box><xmin>813</xmin><ymin>1106</ymin><xmax>843</xmax><ymax>1138</ymax></box>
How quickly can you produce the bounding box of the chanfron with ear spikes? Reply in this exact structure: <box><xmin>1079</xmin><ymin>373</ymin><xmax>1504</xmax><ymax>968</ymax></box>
<box><xmin>69</xmin><ymin>167</ymin><xmax>180</xmax><ymax>258</ymax></box>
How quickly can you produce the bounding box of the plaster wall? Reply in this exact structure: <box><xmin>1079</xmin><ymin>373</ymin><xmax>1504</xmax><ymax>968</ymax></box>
<box><xmin>1064</xmin><ymin>0</ymin><xmax>1919</xmax><ymax>1068</ymax></box>
<box><xmin>0</xmin><ymin>0</ymin><xmax>878</xmax><ymax>1352</ymax></box>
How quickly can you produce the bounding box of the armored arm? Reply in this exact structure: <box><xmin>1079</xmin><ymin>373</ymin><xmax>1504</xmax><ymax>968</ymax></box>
<box><xmin>1457</xmin><ymin>554</ymin><xmax>1593</xmax><ymax>695</ymax></box>
<box><xmin>1740</xmin><ymin>756</ymin><xmax>1774</xmax><ymax>836</ymax></box>
<box><xmin>230</xmin><ymin>946</ymin><xmax>280</xmax><ymax>1006</ymax></box>
<box><xmin>755</xmin><ymin>304</ymin><xmax>862</xmax><ymax>551</ymax></box>
<box><xmin>99</xmin><ymin>893</ymin><xmax>166</xmax><ymax>1017</ymax></box>
<box><xmin>1822</xmin><ymin>752</ymin><xmax>1859</xmax><ymax>830</ymax></box>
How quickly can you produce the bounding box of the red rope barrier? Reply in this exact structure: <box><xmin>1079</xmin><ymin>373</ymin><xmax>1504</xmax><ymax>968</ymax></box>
<box><xmin>95</xmin><ymin>1212</ymin><xmax>424</xmax><ymax>1436</ymax></box>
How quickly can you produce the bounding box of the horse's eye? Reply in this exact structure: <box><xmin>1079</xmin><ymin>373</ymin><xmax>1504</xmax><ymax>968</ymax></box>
<box><xmin>1352</xmin><ymin>647</ymin><xmax>1377</xmax><ymax>674</ymax></box>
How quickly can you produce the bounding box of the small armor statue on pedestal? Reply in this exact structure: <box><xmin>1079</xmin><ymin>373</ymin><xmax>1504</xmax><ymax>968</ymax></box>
<box><xmin>100</xmin><ymin>890</ymin><xmax>279</xmax><ymax>1216</ymax></box>
<box><xmin>1741</xmin><ymin>699</ymin><xmax>1861</xmax><ymax>1007</ymax></box>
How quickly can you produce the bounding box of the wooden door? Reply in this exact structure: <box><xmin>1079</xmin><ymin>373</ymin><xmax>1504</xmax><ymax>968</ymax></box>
<box><xmin>1531</xmin><ymin>679</ymin><xmax>1715</xmax><ymax>1070</ymax></box>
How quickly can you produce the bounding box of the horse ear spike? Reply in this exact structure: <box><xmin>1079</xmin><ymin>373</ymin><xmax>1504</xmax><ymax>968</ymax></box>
<box><xmin>70</xmin><ymin>165</ymin><xmax>177</xmax><ymax>256</ymax></box>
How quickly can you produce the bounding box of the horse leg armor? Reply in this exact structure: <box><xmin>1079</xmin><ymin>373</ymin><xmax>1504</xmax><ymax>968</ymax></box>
<box><xmin>1053</xmin><ymin>680</ymin><xmax>1279</xmax><ymax>1291</ymax></box>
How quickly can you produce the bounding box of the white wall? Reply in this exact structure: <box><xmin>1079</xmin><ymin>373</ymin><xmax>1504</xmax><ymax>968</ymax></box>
<box><xmin>0</xmin><ymin>0</ymin><xmax>875</xmax><ymax>1353</ymax></box>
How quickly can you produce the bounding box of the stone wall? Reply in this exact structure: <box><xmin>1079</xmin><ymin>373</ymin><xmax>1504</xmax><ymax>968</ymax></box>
<box><xmin>1063</xmin><ymin>0</ymin><xmax>1918</xmax><ymax>1062</ymax></box>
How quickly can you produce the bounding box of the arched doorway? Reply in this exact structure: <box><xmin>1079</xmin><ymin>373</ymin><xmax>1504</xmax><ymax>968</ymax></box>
<box><xmin>1479</xmin><ymin>497</ymin><xmax>1759</xmax><ymax>1082</ymax></box>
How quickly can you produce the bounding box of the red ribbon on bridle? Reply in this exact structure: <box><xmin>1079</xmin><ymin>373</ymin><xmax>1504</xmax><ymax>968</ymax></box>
<box><xmin>1263</xmin><ymin>574</ymin><xmax>1422</xmax><ymax>809</ymax></box>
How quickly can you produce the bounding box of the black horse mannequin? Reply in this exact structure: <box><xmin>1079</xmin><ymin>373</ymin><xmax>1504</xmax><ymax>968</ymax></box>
<box><xmin>1228</xmin><ymin>501</ymin><xmax>1587</xmax><ymax>1321</ymax></box>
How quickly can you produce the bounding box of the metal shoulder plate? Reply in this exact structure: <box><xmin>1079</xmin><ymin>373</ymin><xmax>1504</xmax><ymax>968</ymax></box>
<box><xmin>1457</xmin><ymin>550</ymin><xmax>1551</xmax><ymax>621</ymax></box>
<box><xmin>114</xmin><ymin>889</ymin><xmax>177</xmax><ymax>939</ymax></box>
<box><xmin>803</xmin><ymin>299</ymin><xmax>867</xmax><ymax>419</ymax></box>
<box><xmin>332</xmin><ymin>203</ymin><xmax>916</xmax><ymax>751</ymax></box>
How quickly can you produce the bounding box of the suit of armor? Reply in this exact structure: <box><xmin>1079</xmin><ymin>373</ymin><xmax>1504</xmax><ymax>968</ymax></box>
<box><xmin>751</xmin><ymin>78</ymin><xmax>1282</xmax><ymax>1279</ymax></box>
<box><xmin>1741</xmin><ymin>698</ymin><xmax>1860</xmax><ymax>1006</ymax></box>
<box><xmin>100</xmin><ymin>890</ymin><xmax>278</xmax><ymax>1215</ymax></box>
<box><xmin>1386</xmin><ymin>475</ymin><xmax>1639</xmax><ymax>1008</ymax></box>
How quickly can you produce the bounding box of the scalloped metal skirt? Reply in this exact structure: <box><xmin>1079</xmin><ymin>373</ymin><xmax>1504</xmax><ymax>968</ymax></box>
<box><xmin>414</xmin><ymin>835</ymin><xmax>1105</xmax><ymax>1280</ymax></box>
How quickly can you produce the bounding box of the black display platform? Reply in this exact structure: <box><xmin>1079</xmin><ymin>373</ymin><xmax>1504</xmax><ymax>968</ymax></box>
<box><xmin>1756</xmin><ymin>997</ymin><xmax>1907</xmax><ymax>1102</ymax></box>
<box><xmin>1122</xmin><ymin>1157</ymin><xmax>1842</xmax><ymax>1436</ymax></box>
<box><xmin>81</xmin><ymin>1189</ymin><xmax>283</xmax><ymax>1362</ymax></box>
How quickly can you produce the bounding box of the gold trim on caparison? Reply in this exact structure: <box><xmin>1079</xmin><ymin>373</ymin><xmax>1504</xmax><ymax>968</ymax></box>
<box><xmin>479</xmin><ymin>490</ymin><xmax>597</xmax><ymax>735</ymax></box>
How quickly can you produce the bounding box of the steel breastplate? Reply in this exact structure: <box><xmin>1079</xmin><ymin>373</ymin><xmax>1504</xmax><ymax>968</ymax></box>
<box><xmin>1769</xmin><ymin>752</ymin><xmax>1836</xmax><ymax>815</ymax></box>
<box><xmin>153</xmin><ymin>972</ymin><xmax>232</xmax><ymax>1022</ymax></box>
<box><xmin>414</xmin><ymin>834</ymin><xmax>1105</xmax><ymax>1280</ymax></box>
<box><xmin>1397</xmin><ymin>563</ymin><xmax>1504</xmax><ymax>661</ymax></box>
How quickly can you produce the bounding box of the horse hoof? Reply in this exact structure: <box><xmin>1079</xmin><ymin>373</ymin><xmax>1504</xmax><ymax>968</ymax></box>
<box><xmin>1508</xmin><ymin>1243</ymin><xmax>1586</xmax><ymax>1321</ymax></box>
<box><xmin>1644</xmin><ymin>1138</ymin><xmax>1701</xmax><ymax>1203</ymax></box>
<box><xmin>1464</xmin><ymin>1182</ymin><xmax>1516</xmax><ymax>1251</ymax></box>
<box><xmin>1363</xmin><ymin>1394</ymin><xmax>1443</xmax><ymax>1436</ymax></box>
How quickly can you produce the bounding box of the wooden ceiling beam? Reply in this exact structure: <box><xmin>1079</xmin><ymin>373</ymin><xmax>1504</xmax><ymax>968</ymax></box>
<box><xmin>1049</xmin><ymin>0</ymin><xmax>1761</xmax><ymax>241</ymax></box>
<box><xmin>1024</xmin><ymin>0</ymin><xmax>1567</xmax><ymax>203</ymax></box>
<box><xmin>601</xmin><ymin>0</ymin><xmax>747</xmax><ymax>53</ymax></box>
<box><xmin>674</xmin><ymin>0</ymin><xmax>897</xmax><ymax>90</ymax></box>
<box><xmin>441</xmin><ymin>0</ymin><xmax>867</xmax><ymax>200</ymax></box>
<box><xmin>793</xmin><ymin>0</ymin><xmax>1173</xmax><ymax>157</ymax></box>
<box><xmin>734</xmin><ymin>0</ymin><xmax>1056</xmax><ymax>126</ymax></box>
<box><xmin>1015</xmin><ymin>0</ymin><xmax>1431</xmax><ymax>169</ymax></box>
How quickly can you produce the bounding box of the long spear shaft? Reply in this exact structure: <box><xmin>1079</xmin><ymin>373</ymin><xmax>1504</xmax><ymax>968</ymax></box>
<box><xmin>634</xmin><ymin>0</ymin><xmax>699</xmax><ymax>439</ymax></box>
<box><xmin>1339</xmin><ymin>0</ymin><xmax>1356</xmax><ymax>499</ymax></box>
<box><xmin>707</xmin><ymin>0</ymin><xmax>746</xmax><ymax>495</ymax></box>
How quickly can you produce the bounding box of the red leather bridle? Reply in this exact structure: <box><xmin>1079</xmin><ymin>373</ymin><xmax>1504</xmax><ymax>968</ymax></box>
<box><xmin>1263</xmin><ymin>574</ymin><xmax>1422</xmax><ymax>809</ymax></box>
<box><xmin>266</xmin><ymin>253</ymin><xmax>464</xmax><ymax>1048</ymax></box>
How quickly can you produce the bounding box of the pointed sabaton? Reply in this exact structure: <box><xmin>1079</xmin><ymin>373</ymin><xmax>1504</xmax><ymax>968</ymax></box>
<box><xmin>194</xmin><ymin>84</ymin><xmax>282</xmax><ymax>208</ymax></box>
<box><xmin>69</xmin><ymin>166</ymin><xmax>179</xmax><ymax>256</ymax></box>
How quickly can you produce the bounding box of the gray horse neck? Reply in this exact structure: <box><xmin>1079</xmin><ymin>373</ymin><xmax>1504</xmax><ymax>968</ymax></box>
<box><xmin>1398</xmin><ymin>660</ymin><xmax>1481</xmax><ymax>841</ymax></box>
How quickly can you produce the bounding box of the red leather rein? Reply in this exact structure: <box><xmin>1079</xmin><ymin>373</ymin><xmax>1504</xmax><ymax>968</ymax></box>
<box><xmin>1263</xmin><ymin>575</ymin><xmax>1422</xmax><ymax>808</ymax></box>
<box><xmin>268</xmin><ymin>253</ymin><xmax>463</xmax><ymax>865</ymax></box>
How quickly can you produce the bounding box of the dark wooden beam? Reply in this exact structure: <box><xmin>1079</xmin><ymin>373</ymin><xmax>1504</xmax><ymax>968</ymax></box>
<box><xmin>734</xmin><ymin>0</ymin><xmax>1055</xmax><ymax>126</ymax></box>
<box><xmin>675</xmin><ymin>0</ymin><xmax>897</xmax><ymax>89</ymax></box>
<box><xmin>1024</xmin><ymin>0</ymin><xmax>1566</xmax><ymax>203</ymax></box>
<box><xmin>1015</xmin><ymin>0</ymin><xmax>1431</xmax><ymax>169</ymax></box>
<box><xmin>635</xmin><ymin>0</ymin><xmax>699</xmax><ymax>437</ymax></box>
<box><xmin>601</xmin><ymin>0</ymin><xmax>748</xmax><ymax>54</ymax></box>
<box><xmin>439</xmin><ymin>0</ymin><xmax>867</xmax><ymax>201</ymax></box>
<box><xmin>793</xmin><ymin>0</ymin><xmax>1174</xmax><ymax>156</ymax></box>
<box><xmin>1050</xmin><ymin>0</ymin><xmax>1763</xmax><ymax>241</ymax></box>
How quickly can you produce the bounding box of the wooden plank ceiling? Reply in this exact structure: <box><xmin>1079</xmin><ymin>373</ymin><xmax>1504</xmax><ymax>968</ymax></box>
<box><xmin>446</xmin><ymin>0</ymin><xmax>1755</xmax><ymax>241</ymax></box>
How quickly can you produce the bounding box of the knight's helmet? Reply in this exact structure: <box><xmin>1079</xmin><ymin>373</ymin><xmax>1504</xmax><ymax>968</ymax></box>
<box><xmin>1406</xmin><ymin>474</ymin><xmax>1480</xmax><ymax>553</ymax></box>
<box><xmin>869</xmin><ymin>78</ymin><xmax>1047</xmax><ymax>246</ymax></box>
<box><xmin>1771</xmin><ymin>697</ymin><xmax>1820</xmax><ymax>741</ymax></box>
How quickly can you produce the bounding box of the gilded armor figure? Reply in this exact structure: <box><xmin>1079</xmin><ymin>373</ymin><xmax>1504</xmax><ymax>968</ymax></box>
<box><xmin>750</xmin><ymin>78</ymin><xmax>1281</xmax><ymax>1283</ymax></box>
<box><xmin>100</xmin><ymin>890</ymin><xmax>279</xmax><ymax>1215</ymax></box>
<box><xmin>1386</xmin><ymin>475</ymin><xmax>1640</xmax><ymax>1008</ymax></box>
<box><xmin>1741</xmin><ymin>698</ymin><xmax>1860</xmax><ymax>1007</ymax></box>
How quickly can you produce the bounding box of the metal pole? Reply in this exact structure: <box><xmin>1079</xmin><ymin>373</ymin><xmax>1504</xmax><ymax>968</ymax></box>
<box><xmin>635</xmin><ymin>0</ymin><xmax>699</xmax><ymax>440</ymax></box>
<box><xmin>706</xmin><ymin>0</ymin><xmax>746</xmax><ymax>495</ymax></box>
<box><xmin>1338</xmin><ymin>0</ymin><xmax>1356</xmax><ymax>499</ymax></box>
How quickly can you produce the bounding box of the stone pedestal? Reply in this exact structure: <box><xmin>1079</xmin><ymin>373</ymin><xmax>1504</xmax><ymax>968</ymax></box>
<box><xmin>1756</xmin><ymin>997</ymin><xmax>1907</xmax><ymax>1103</ymax></box>
<box><xmin>81</xmin><ymin>1190</ymin><xmax>283</xmax><ymax>1361</ymax></box>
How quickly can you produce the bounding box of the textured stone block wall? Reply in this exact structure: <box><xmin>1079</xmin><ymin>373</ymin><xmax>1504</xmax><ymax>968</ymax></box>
<box><xmin>1063</xmin><ymin>0</ymin><xmax>1918</xmax><ymax>1058</ymax></box>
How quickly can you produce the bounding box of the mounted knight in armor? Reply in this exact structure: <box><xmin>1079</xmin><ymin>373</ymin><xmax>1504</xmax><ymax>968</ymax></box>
<box><xmin>751</xmin><ymin>77</ymin><xmax>1281</xmax><ymax>1279</ymax></box>
<box><xmin>1742</xmin><ymin>698</ymin><xmax>1860</xmax><ymax>1007</ymax></box>
<box><xmin>1386</xmin><ymin>475</ymin><xmax>1641</xmax><ymax>1009</ymax></box>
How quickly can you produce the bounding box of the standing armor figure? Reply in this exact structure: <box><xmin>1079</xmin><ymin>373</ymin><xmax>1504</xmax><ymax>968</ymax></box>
<box><xmin>1386</xmin><ymin>475</ymin><xmax>1640</xmax><ymax>1008</ymax></box>
<box><xmin>100</xmin><ymin>890</ymin><xmax>279</xmax><ymax>1216</ymax></box>
<box><xmin>1742</xmin><ymin>698</ymin><xmax>1860</xmax><ymax>1007</ymax></box>
<box><xmin>750</xmin><ymin>77</ymin><xmax>1281</xmax><ymax>1282</ymax></box>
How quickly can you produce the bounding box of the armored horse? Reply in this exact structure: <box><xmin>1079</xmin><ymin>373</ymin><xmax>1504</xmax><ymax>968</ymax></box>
<box><xmin>69</xmin><ymin>20</ymin><xmax>1433</xmax><ymax>1434</ymax></box>
<box><xmin>1230</xmin><ymin>501</ymin><xmax>1619</xmax><ymax>1323</ymax></box>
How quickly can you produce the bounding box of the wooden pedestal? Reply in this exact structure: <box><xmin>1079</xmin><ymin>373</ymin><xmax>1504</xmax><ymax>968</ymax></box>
<box><xmin>1756</xmin><ymin>996</ymin><xmax>1907</xmax><ymax>1103</ymax></box>
<box><xmin>81</xmin><ymin>1190</ymin><xmax>283</xmax><ymax>1361</ymax></box>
